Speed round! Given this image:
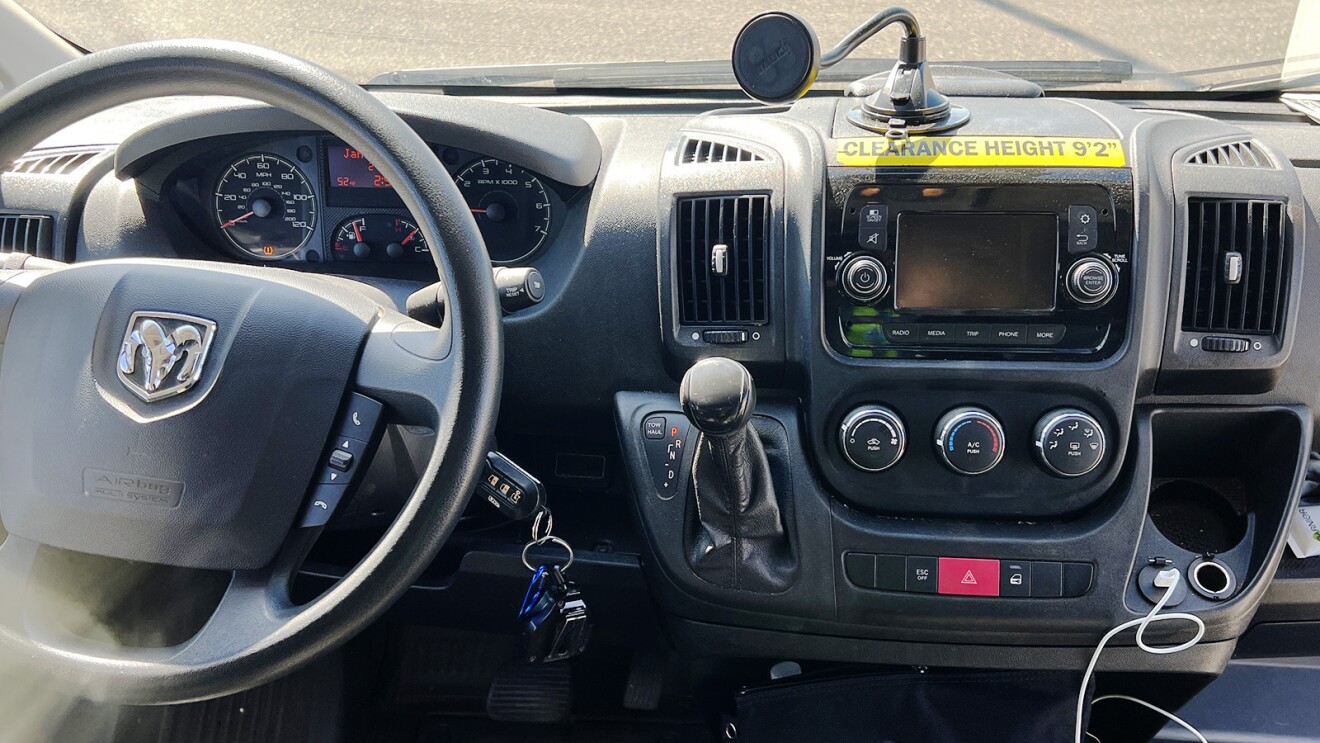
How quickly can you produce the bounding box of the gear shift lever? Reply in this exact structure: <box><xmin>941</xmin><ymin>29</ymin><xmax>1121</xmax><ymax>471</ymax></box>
<box><xmin>680</xmin><ymin>357</ymin><xmax>757</xmax><ymax>436</ymax></box>
<box><xmin>679</xmin><ymin>358</ymin><xmax>792</xmax><ymax>593</ymax></box>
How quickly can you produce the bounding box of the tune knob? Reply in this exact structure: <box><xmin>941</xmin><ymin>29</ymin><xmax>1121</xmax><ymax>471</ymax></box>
<box><xmin>934</xmin><ymin>407</ymin><xmax>1005</xmax><ymax>476</ymax></box>
<box><xmin>840</xmin><ymin>406</ymin><xmax>907</xmax><ymax>472</ymax></box>
<box><xmin>1066</xmin><ymin>257</ymin><xmax>1116</xmax><ymax>306</ymax></box>
<box><xmin>838</xmin><ymin>254</ymin><xmax>888</xmax><ymax>304</ymax></box>
<box><xmin>1033</xmin><ymin>409</ymin><xmax>1106</xmax><ymax>477</ymax></box>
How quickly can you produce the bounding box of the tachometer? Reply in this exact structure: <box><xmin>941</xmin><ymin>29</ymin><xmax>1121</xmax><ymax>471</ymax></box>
<box><xmin>454</xmin><ymin>158</ymin><xmax>552</xmax><ymax>263</ymax></box>
<box><xmin>214</xmin><ymin>154</ymin><xmax>317</xmax><ymax>259</ymax></box>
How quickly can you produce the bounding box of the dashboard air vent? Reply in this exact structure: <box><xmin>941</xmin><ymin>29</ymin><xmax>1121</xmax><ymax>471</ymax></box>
<box><xmin>0</xmin><ymin>214</ymin><xmax>54</xmax><ymax>258</ymax></box>
<box><xmin>680</xmin><ymin>138</ymin><xmax>764</xmax><ymax>164</ymax></box>
<box><xmin>1185</xmin><ymin>141</ymin><xmax>1272</xmax><ymax>168</ymax></box>
<box><xmin>1182</xmin><ymin>199</ymin><xmax>1287</xmax><ymax>335</ymax></box>
<box><xmin>6</xmin><ymin>147</ymin><xmax>106</xmax><ymax>176</ymax></box>
<box><xmin>676</xmin><ymin>195</ymin><xmax>769</xmax><ymax>325</ymax></box>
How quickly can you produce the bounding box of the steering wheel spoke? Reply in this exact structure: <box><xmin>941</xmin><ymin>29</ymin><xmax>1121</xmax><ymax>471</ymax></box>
<box><xmin>165</xmin><ymin>531</ymin><xmax>315</xmax><ymax>669</ymax></box>
<box><xmin>353</xmin><ymin>310</ymin><xmax>460</xmax><ymax>429</ymax></box>
<box><xmin>0</xmin><ymin>527</ymin><xmax>313</xmax><ymax>695</ymax></box>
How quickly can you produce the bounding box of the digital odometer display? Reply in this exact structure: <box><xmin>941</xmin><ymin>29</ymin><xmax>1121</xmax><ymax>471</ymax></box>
<box><xmin>327</xmin><ymin>145</ymin><xmax>391</xmax><ymax>189</ymax></box>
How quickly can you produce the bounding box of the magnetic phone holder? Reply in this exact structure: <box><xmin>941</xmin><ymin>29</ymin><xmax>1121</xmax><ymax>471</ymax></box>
<box><xmin>731</xmin><ymin>7</ymin><xmax>969</xmax><ymax>136</ymax></box>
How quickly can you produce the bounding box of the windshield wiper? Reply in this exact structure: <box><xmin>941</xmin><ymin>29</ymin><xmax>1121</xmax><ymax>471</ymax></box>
<box><xmin>367</xmin><ymin>59</ymin><xmax>1132</xmax><ymax>91</ymax></box>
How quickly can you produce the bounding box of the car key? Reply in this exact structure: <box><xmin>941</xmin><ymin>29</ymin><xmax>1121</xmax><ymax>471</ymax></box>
<box><xmin>518</xmin><ymin>509</ymin><xmax>592</xmax><ymax>663</ymax></box>
<box><xmin>518</xmin><ymin>564</ymin><xmax>591</xmax><ymax>663</ymax></box>
<box><xmin>480</xmin><ymin>451</ymin><xmax>545</xmax><ymax>521</ymax></box>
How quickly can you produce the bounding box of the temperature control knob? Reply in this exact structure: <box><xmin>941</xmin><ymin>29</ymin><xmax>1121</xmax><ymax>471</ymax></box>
<box><xmin>838</xmin><ymin>254</ymin><xmax>889</xmax><ymax>304</ymax></box>
<box><xmin>840</xmin><ymin>406</ymin><xmax>906</xmax><ymax>472</ymax></box>
<box><xmin>934</xmin><ymin>407</ymin><xmax>1005</xmax><ymax>476</ymax></box>
<box><xmin>1033</xmin><ymin>409</ymin><xmax>1106</xmax><ymax>477</ymax></box>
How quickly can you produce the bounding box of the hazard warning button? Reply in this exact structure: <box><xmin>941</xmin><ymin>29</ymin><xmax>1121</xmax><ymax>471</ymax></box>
<box><xmin>937</xmin><ymin>557</ymin><xmax>1001</xmax><ymax>597</ymax></box>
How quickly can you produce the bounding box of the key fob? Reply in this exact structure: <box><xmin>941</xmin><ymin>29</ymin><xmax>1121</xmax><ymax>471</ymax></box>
<box><xmin>518</xmin><ymin>565</ymin><xmax>592</xmax><ymax>663</ymax></box>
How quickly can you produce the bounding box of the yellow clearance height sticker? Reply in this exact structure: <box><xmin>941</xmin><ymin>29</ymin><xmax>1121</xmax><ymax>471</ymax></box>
<box><xmin>836</xmin><ymin>136</ymin><xmax>1126</xmax><ymax>168</ymax></box>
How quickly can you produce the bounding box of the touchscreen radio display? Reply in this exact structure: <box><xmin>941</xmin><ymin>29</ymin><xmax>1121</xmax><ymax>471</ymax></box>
<box><xmin>894</xmin><ymin>213</ymin><xmax>1058</xmax><ymax>312</ymax></box>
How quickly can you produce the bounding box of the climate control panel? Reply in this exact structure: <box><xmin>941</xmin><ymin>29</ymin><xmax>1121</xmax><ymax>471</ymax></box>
<box><xmin>836</xmin><ymin>403</ymin><xmax>1108</xmax><ymax>481</ymax></box>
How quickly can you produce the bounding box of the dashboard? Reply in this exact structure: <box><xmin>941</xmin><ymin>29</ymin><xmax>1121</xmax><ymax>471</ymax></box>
<box><xmin>5</xmin><ymin>83</ymin><xmax>1320</xmax><ymax>720</ymax></box>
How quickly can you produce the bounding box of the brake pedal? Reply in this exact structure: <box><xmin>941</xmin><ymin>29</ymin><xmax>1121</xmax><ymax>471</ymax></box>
<box><xmin>485</xmin><ymin>659</ymin><xmax>572</xmax><ymax>724</ymax></box>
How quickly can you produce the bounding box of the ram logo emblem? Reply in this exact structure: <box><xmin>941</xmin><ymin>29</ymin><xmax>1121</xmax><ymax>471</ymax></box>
<box><xmin>116</xmin><ymin>312</ymin><xmax>217</xmax><ymax>402</ymax></box>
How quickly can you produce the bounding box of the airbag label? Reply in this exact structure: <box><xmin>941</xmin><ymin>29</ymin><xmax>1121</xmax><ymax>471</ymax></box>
<box><xmin>836</xmin><ymin>136</ymin><xmax>1126</xmax><ymax>168</ymax></box>
<box><xmin>84</xmin><ymin>469</ymin><xmax>183</xmax><ymax>507</ymax></box>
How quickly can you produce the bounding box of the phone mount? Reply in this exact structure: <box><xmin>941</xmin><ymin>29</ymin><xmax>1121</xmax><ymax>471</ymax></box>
<box><xmin>731</xmin><ymin>7</ymin><xmax>969</xmax><ymax>137</ymax></box>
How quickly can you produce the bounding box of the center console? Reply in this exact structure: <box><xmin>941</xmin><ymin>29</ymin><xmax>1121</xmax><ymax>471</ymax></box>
<box><xmin>622</xmin><ymin>85</ymin><xmax>1310</xmax><ymax>688</ymax></box>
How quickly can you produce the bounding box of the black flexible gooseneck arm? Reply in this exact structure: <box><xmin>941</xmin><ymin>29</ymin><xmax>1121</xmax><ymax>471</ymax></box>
<box><xmin>820</xmin><ymin>7</ymin><xmax>922</xmax><ymax>68</ymax></box>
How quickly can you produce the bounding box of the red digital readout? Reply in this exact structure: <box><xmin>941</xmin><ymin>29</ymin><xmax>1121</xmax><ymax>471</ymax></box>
<box><xmin>327</xmin><ymin>145</ymin><xmax>392</xmax><ymax>189</ymax></box>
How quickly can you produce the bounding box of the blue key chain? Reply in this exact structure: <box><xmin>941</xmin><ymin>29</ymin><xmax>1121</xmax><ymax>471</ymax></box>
<box><xmin>518</xmin><ymin>565</ymin><xmax>548</xmax><ymax>622</ymax></box>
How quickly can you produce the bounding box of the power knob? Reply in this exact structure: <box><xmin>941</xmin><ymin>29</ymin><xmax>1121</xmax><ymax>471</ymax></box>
<box><xmin>838</xmin><ymin>254</ymin><xmax>888</xmax><ymax>304</ymax></box>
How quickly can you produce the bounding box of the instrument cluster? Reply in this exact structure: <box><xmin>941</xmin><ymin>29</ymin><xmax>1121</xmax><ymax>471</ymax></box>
<box><xmin>189</xmin><ymin>134</ymin><xmax>568</xmax><ymax>269</ymax></box>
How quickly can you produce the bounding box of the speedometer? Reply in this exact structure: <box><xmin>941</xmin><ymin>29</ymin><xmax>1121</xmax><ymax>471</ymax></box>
<box><xmin>214</xmin><ymin>154</ymin><xmax>317</xmax><ymax>259</ymax></box>
<box><xmin>454</xmin><ymin>158</ymin><xmax>552</xmax><ymax>263</ymax></box>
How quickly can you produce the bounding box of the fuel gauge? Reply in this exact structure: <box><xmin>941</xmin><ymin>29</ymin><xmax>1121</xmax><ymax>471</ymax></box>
<box><xmin>331</xmin><ymin>214</ymin><xmax>429</xmax><ymax>261</ymax></box>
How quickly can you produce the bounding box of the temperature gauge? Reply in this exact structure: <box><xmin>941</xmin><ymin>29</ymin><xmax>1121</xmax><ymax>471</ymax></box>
<box><xmin>331</xmin><ymin>214</ymin><xmax>429</xmax><ymax>262</ymax></box>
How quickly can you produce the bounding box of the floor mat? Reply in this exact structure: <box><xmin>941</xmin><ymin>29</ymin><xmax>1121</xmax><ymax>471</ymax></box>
<box><xmin>410</xmin><ymin>717</ymin><xmax>712</xmax><ymax>743</ymax></box>
<box><xmin>111</xmin><ymin>654</ymin><xmax>343</xmax><ymax>743</ymax></box>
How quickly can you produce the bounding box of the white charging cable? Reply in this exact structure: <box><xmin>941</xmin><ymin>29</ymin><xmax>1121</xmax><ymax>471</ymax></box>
<box><xmin>1074</xmin><ymin>567</ymin><xmax>1208</xmax><ymax>743</ymax></box>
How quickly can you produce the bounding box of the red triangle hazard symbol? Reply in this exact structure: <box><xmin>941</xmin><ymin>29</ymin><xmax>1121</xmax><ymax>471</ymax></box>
<box><xmin>961</xmin><ymin>570</ymin><xmax>977</xmax><ymax>585</ymax></box>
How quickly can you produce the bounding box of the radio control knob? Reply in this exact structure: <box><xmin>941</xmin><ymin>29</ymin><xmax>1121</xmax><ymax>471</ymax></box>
<box><xmin>934</xmin><ymin>407</ymin><xmax>1005</xmax><ymax>476</ymax></box>
<box><xmin>1033</xmin><ymin>409</ymin><xmax>1106</xmax><ymax>477</ymax></box>
<box><xmin>838</xmin><ymin>254</ymin><xmax>888</xmax><ymax>304</ymax></box>
<box><xmin>840</xmin><ymin>406</ymin><xmax>906</xmax><ymax>472</ymax></box>
<box><xmin>1066</xmin><ymin>257</ymin><xmax>1116</xmax><ymax>306</ymax></box>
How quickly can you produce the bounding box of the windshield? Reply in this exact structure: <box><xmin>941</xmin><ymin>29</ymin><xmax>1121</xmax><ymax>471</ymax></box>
<box><xmin>15</xmin><ymin>0</ymin><xmax>1320</xmax><ymax>92</ymax></box>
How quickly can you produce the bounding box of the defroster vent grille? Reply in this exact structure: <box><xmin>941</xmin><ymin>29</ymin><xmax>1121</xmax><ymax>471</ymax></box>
<box><xmin>680</xmin><ymin>138</ymin><xmax>765</xmax><ymax>164</ymax></box>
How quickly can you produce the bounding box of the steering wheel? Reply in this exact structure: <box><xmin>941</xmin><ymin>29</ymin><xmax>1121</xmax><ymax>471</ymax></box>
<box><xmin>0</xmin><ymin>42</ymin><xmax>502</xmax><ymax>703</ymax></box>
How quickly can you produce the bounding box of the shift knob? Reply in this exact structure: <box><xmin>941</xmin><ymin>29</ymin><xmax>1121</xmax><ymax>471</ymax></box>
<box><xmin>680</xmin><ymin>357</ymin><xmax>756</xmax><ymax>436</ymax></box>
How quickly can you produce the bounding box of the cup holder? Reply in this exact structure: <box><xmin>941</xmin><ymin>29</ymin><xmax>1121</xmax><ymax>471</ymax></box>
<box><xmin>1147</xmin><ymin>479</ymin><xmax>1247</xmax><ymax>555</ymax></box>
